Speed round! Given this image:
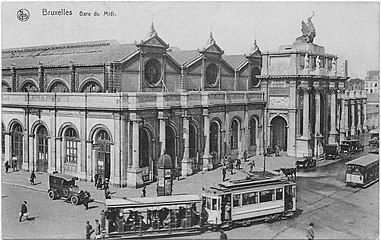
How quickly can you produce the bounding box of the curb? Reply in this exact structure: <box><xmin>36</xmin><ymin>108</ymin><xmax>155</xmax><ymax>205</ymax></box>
<box><xmin>3</xmin><ymin>181</ymin><xmax>105</xmax><ymax>205</ymax></box>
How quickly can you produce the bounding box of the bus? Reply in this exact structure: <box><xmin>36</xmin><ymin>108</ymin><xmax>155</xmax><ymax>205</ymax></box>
<box><xmin>345</xmin><ymin>154</ymin><xmax>379</xmax><ymax>187</ymax></box>
<box><xmin>104</xmin><ymin>195</ymin><xmax>202</xmax><ymax>239</ymax></box>
<box><xmin>369</xmin><ymin>129</ymin><xmax>379</xmax><ymax>154</ymax></box>
<box><xmin>202</xmin><ymin>176</ymin><xmax>297</xmax><ymax>229</ymax></box>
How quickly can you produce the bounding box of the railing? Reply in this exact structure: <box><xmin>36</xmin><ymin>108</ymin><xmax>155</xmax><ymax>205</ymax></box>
<box><xmin>2</xmin><ymin>91</ymin><xmax>264</xmax><ymax>110</ymax></box>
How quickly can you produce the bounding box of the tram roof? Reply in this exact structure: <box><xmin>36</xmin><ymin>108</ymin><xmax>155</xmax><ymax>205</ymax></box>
<box><xmin>105</xmin><ymin>194</ymin><xmax>201</xmax><ymax>208</ymax></box>
<box><xmin>345</xmin><ymin>154</ymin><xmax>379</xmax><ymax>167</ymax></box>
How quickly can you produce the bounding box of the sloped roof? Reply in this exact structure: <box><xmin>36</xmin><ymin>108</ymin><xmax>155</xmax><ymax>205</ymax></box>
<box><xmin>222</xmin><ymin>55</ymin><xmax>248</xmax><ymax>70</ymax></box>
<box><xmin>365</xmin><ymin>70</ymin><xmax>379</xmax><ymax>80</ymax></box>
<box><xmin>167</xmin><ymin>50</ymin><xmax>201</xmax><ymax>66</ymax></box>
<box><xmin>2</xmin><ymin>40</ymin><xmax>139</xmax><ymax>69</ymax></box>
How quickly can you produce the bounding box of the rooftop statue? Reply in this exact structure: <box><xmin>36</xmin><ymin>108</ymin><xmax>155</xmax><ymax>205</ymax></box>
<box><xmin>295</xmin><ymin>12</ymin><xmax>316</xmax><ymax>44</ymax></box>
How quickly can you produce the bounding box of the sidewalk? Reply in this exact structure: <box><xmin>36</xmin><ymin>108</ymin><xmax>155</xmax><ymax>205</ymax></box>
<box><xmin>1</xmin><ymin>151</ymin><xmax>340</xmax><ymax>204</ymax></box>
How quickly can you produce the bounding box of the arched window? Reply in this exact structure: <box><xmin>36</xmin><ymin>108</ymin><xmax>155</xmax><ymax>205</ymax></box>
<box><xmin>139</xmin><ymin>128</ymin><xmax>150</xmax><ymax>168</ymax></box>
<box><xmin>96</xmin><ymin>130</ymin><xmax>111</xmax><ymax>180</ymax></box>
<box><xmin>2</xmin><ymin>124</ymin><xmax>5</xmax><ymax>155</ymax></box>
<box><xmin>189</xmin><ymin>124</ymin><xmax>197</xmax><ymax>158</ymax></box>
<box><xmin>49</xmin><ymin>81</ymin><xmax>69</xmax><ymax>93</ymax></box>
<box><xmin>2</xmin><ymin>83</ymin><xmax>11</xmax><ymax>92</ymax></box>
<box><xmin>20</xmin><ymin>82</ymin><xmax>38</xmax><ymax>92</ymax></box>
<box><xmin>36</xmin><ymin>125</ymin><xmax>49</xmax><ymax>172</ymax></box>
<box><xmin>81</xmin><ymin>81</ymin><xmax>102</xmax><ymax>93</ymax></box>
<box><xmin>230</xmin><ymin>120</ymin><xmax>239</xmax><ymax>150</ymax></box>
<box><xmin>64</xmin><ymin>128</ymin><xmax>78</xmax><ymax>164</ymax></box>
<box><xmin>249</xmin><ymin>118</ymin><xmax>257</xmax><ymax>146</ymax></box>
<box><xmin>11</xmin><ymin>123</ymin><xmax>23</xmax><ymax>161</ymax></box>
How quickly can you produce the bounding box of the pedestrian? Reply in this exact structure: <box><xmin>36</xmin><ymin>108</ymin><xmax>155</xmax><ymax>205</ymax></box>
<box><xmin>100</xmin><ymin>210</ymin><xmax>106</xmax><ymax>231</ymax></box>
<box><xmin>236</xmin><ymin>158</ymin><xmax>241</xmax><ymax>169</ymax></box>
<box><xmin>219</xmin><ymin>229</ymin><xmax>228</xmax><ymax>240</ymax></box>
<box><xmin>94</xmin><ymin>173</ymin><xmax>99</xmax><ymax>187</ymax></box>
<box><xmin>83</xmin><ymin>191</ymin><xmax>90</xmax><ymax>210</ymax></box>
<box><xmin>97</xmin><ymin>177</ymin><xmax>102</xmax><ymax>190</ymax></box>
<box><xmin>30</xmin><ymin>170</ymin><xmax>36</xmax><ymax>185</ymax></box>
<box><xmin>222</xmin><ymin>166</ymin><xmax>226</xmax><ymax>181</ymax></box>
<box><xmin>243</xmin><ymin>150</ymin><xmax>247</xmax><ymax>162</ymax></box>
<box><xmin>306</xmin><ymin>222</ymin><xmax>315</xmax><ymax>240</ymax></box>
<box><xmin>94</xmin><ymin>219</ymin><xmax>101</xmax><ymax>238</ymax></box>
<box><xmin>104</xmin><ymin>179</ymin><xmax>109</xmax><ymax>192</ymax></box>
<box><xmin>250</xmin><ymin>159</ymin><xmax>256</xmax><ymax>172</ymax></box>
<box><xmin>85</xmin><ymin>221</ymin><xmax>94</xmax><ymax>239</ymax></box>
<box><xmin>141</xmin><ymin>186</ymin><xmax>146</xmax><ymax>197</ymax></box>
<box><xmin>19</xmin><ymin>201</ymin><xmax>28</xmax><ymax>222</ymax></box>
<box><xmin>12</xmin><ymin>158</ymin><xmax>16</xmax><ymax>172</ymax></box>
<box><xmin>5</xmin><ymin>160</ymin><xmax>9</xmax><ymax>173</ymax></box>
<box><xmin>229</xmin><ymin>160</ymin><xmax>234</xmax><ymax>175</ymax></box>
<box><xmin>105</xmin><ymin>189</ymin><xmax>111</xmax><ymax>199</ymax></box>
<box><xmin>176</xmin><ymin>166</ymin><xmax>181</xmax><ymax>181</ymax></box>
<box><xmin>275</xmin><ymin>144</ymin><xmax>280</xmax><ymax>157</ymax></box>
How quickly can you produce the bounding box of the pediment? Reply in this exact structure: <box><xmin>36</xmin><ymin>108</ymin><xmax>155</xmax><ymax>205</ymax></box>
<box><xmin>203</xmin><ymin>43</ymin><xmax>224</xmax><ymax>54</ymax></box>
<box><xmin>141</xmin><ymin>35</ymin><xmax>168</xmax><ymax>48</ymax></box>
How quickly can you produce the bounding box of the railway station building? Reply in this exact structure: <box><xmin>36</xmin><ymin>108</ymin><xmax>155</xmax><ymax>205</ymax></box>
<box><xmin>1</xmin><ymin>21</ymin><xmax>367</xmax><ymax>188</ymax></box>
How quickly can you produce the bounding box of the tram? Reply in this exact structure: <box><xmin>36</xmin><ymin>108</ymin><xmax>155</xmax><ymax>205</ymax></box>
<box><xmin>104</xmin><ymin>195</ymin><xmax>202</xmax><ymax>239</ymax></box>
<box><xmin>345</xmin><ymin>154</ymin><xmax>379</xmax><ymax>188</ymax></box>
<box><xmin>202</xmin><ymin>176</ymin><xmax>297</xmax><ymax>229</ymax></box>
<box><xmin>369</xmin><ymin>128</ymin><xmax>379</xmax><ymax>154</ymax></box>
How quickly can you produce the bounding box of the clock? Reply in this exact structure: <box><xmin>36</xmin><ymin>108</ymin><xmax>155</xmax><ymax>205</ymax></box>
<box><xmin>206</xmin><ymin>63</ymin><xmax>218</xmax><ymax>87</ymax></box>
<box><xmin>144</xmin><ymin>58</ymin><xmax>162</xmax><ymax>86</ymax></box>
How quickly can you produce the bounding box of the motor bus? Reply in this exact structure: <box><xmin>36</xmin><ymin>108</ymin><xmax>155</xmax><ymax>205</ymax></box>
<box><xmin>369</xmin><ymin>129</ymin><xmax>379</xmax><ymax>154</ymax></box>
<box><xmin>202</xmin><ymin>176</ymin><xmax>297</xmax><ymax>229</ymax></box>
<box><xmin>104</xmin><ymin>195</ymin><xmax>202</xmax><ymax>239</ymax></box>
<box><xmin>345</xmin><ymin>154</ymin><xmax>379</xmax><ymax>188</ymax></box>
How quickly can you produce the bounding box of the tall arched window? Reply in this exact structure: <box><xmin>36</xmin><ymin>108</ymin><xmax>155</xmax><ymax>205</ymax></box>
<box><xmin>96</xmin><ymin>130</ymin><xmax>111</xmax><ymax>180</ymax></box>
<box><xmin>64</xmin><ymin>128</ymin><xmax>78</xmax><ymax>164</ymax></box>
<box><xmin>189</xmin><ymin>124</ymin><xmax>197</xmax><ymax>158</ymax></box>
<box><xmin>249</xmin><ymin>118</ymin><xmax>257</xmax><ymax>146</ymax></box>
<box><xmin>20</xmin><ymin>82</ymin><xmax>38</xmax><ymax>92</ymax></box>
<box><xmin>139</xmin><ymin>128</ymin><xmax>150</xmax><ymax>168</ymax></box>
<box><xmin>81</xmin><ymin>81</ymin><xmax>102</xmax><ymax>93</ymax></box>
<box><xmin>36</xmin><ymin>125</ymin><xmax>49</xmax><ymax>172</ymax></box>
<box><xmin>49</xmin><ymin>81</ymin><xmax>69</xmax><ymax>93</ymax></box>
<box><xmin>230</xmin><ymin>120</ymin><xmax>239</xmax><ymax>150</ymax></box>
<box><xmin>11</xmin><ymin>123</ymin><xmax>23</xmax><ymax>162</ymax></box>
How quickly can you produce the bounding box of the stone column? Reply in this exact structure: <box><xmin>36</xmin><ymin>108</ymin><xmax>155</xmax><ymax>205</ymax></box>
<box><xmin>69</xmin><ymin>63</ymin><xmax>76</xmax><ymax>92</ymax></box>
<box><xmin>55</xmin><ymin>137</ymin><xmax>62</xmax><ymax>173</ymax></box>
<box><xmin>357</xmin><ymin>97</ymin><xmax>362</xmax><ymax>133</ymax></box>
<box><xmin>127</xmin><ymin>114</ymin><xmax>143</xmax><ymax>188</ymax></box>
<box><xmin>287</xmin><ymin>81</ymin><xmax>297</xmax><ymax>157</ymax></box>
<box><xmin>38</xmin><ymin>63</ymin><xmax>44</xmax><ymax>92</ymax></box>
<box><xmin>296</xmin><ymin>83</ymin><xmax>311</xmax><ymax>157</ymax></box>
<box><xmin>180</xmin><ymin>66</ymin><xmax>186</xmax><ymax>90</ymax></box>
<box><xmin>362</xmin><ymin>96</ymin><xmax>367</xmax><ymax>132</ymax></box>
<box><xmin>314</xmin><ymin>87</ymin><xmax>322</xmax><ymax>158</ymax></box>
<box><xmin>11</xmin><ymin>65</ymin><xmax>17</xmax><ymax>92</ymax></box>
<box><xmin>328</xmin><ymin>85</ymin><xmax>338</xmax><ymax>144</ymax></box>
<box><xmin>202</xmin><ymin>109</ymin><xmax>212</xmax><ymax>171</ymax></box>
<box><xmin>4</xmin><ymin>133</ymin><xmax>10</xmax><ymax>163</ymax></box>
<box><xmin>350</xmin><ymin>92</ymin><xmax>356</xmax><ymax>136</ymax></box>
<box><xmin>158</xmin><ymin>112</ymin><xmax>166</xmax><ymax>155</ymax></box>
<box><xmin>339</xmin><ymin>91</ymin><xmax>346</xmax><ymax>143</ymax></box>
<box><xmin>181</xmin><ymin>112</ymin><xmax>192</xmax><ymax>177</ymax></box>
<box><xmin>29</xmin><ymin>135</ymin><xmax>35</xmax><ymax>171</ymax></box>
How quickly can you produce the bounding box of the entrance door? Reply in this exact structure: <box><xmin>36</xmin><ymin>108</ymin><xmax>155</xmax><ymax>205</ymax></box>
<box><xmin>95</xmin><ymin>130</ymin><xmax>111</xmax><ymax>180</ymax></box>
<box><xmin>271</xmin><ymin>116</ymin><xmax>287</xmax><ymax>150</ymax></box>
<box><xmin>36</xmin><ymin>126</ymin><xmax>48</xmax><ymax>172</ymax></box>
<box><xmin>139</xmin><ymin>128</ymin><xmax>152</xmax><ymax>182</ymax></box>
<box><xmin>210</xmin><ymin>122</ymin><xmax>219</xmax><ymax>166</ymax></box>
<box><xmin>165</xmin><ymin>126</ymin><xmax>176</xmax><ymax>167</ymax></box>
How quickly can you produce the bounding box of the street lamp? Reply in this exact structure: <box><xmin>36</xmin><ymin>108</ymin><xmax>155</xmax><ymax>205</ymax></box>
<box><xmin>157</xmin><ymin>153</ymin><xmax>174</xmax><ymax>196</ymax></box>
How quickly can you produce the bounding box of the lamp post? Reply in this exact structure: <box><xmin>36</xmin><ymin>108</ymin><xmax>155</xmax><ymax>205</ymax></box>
<box><xmin>157</xmin><ymin>153</ymin><xmax>174</xmax><ymax>196</ymax></box>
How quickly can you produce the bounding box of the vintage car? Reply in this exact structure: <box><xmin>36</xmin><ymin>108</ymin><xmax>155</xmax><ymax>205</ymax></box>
<box><xmin>295</xmin><ymin>154</ymin><xmax>316</xmax><ymax>170</ymax></box>
<box><xmin>47</xmin><ymin>172</ymin><xmax>86</xmax><ymax>205</ymax></box>
<box><xmin>324</xmin><ymin>144</ymin><xmax>341</xmax><ymax>160</ymax></box>
<box><xmin>342</xmin><ymin>139</ymin><xmax>364</xmax><ymax>153</ymax></box>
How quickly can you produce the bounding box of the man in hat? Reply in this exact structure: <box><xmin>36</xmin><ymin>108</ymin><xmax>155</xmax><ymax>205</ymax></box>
<box><xmin>19</xmin><ymin>201</ymin><xmax>28</xmax><ymax>222</ymax></box>
<box><xmin>306</xmin><ymin>222</ymin><xmax>315</xmax><ymax>240</ymax></box>
<box><xmin>85</xmin><ymin>220</ymin><xmax>94</xmax><ymax>239</ymax></box>
<box><xmin>219</xmin><ymin>229</ymin><xmax>227</xmax><ymax>240</ymax></box>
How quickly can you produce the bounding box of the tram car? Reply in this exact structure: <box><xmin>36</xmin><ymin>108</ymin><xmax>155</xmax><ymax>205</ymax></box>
<box><xmin>345</xmin><ymin>154</ymin><xmax>379</xmax><ymax>188</ymax></box>
<box><xmin>369</xmin><ymin>129</ymin><xmax>379</xmax><ymax>154</ymax></box>
<box><xmin>202</xmin><ymin>176</ymin><xmax>297</xmax><ymax>229</ymax></box>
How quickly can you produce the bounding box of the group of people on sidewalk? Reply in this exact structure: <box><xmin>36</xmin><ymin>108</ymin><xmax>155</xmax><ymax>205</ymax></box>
<box><xmin>221</xmin><ymin>151</ymin><xmax>256</xmax><ymax>182</ymax></box>
<box><xmin>94</xmin><ymin>173</ymin><xmax>111</xmax><ymax>199</ymax></box>
<box><xmin>86</xmin><ymin>210</ymin><xmax>107</xmax><ymax>239</ymax></box>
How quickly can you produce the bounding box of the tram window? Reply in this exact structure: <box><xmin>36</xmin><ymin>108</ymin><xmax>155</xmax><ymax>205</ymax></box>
<box><xmin>207</xmin><ymin>198</ymin><xmax>211</xmax><ymax>210</ymax></box>
<box><xmin>242</xmin><ymin>192</ymin><xmax>256</xmax><ymax>205</ymax></box>
<box><xmin>212</xmin><ymin>199</ymin><xmax>217</xmax><ymax>210</ymax></box>
<box><xmin>233</xmin><ymin>194</ymin><xmax>241</xmax><ymax>207</ymax></box>
<box><xmin>276</xmin><ymin>188</ymin><xmax>283</xmax><ymax>200</ymax></box>
<box><xmin>260</xmin><ymin>190</ymin><xmax>275</xmax><ymax>203</ymax></box>
<box><xmin>347</xmin><ymin>165</ymin><xmax>362</xmax><ymax>175</ymax></box>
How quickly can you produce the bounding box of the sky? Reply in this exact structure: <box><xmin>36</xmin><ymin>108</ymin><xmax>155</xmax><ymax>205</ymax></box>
<box><xmin>1</xmin><ymin>1</ymin><xmax>379</xmax><ymax>78</ymax></box>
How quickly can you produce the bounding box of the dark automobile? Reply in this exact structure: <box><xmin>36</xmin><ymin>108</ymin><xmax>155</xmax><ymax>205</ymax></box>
<box><xmin>324</xmin><ymin>144</ymin><xmax>340</xmax><ymax>160</ymax></box>
<box><xmin>295</xmin><ymin>154</ymin><xmax>316</xmax><ymax>170</ymax></box>
<box><xmin>48</xmin><ymin>172</ymin><xmax>86</xmax><ymax>205</ymax></box>
<box><xmin>342</xmin><ymin>139</ymin><xmax>364</xmax><ymax>153</ymax></box>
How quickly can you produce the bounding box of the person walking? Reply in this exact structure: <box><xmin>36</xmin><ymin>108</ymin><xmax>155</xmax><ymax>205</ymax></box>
<box><xmin>105</xmin><ymin>188</ymin><xmax>111</xmax><ymax>199</ymax></box>
<box><xmin>306</xmin><ymin>222</ymin><xmax>315</xmax><ymax>240</ymax></box>
<box><xmin>83</xmin><ymin>191</ymin><xmax>90</xmax><ymax>210</ymax></box>
<box><xmin>94</xmin><ymin>173</ymin><xmax>99</xmax><ymax>187</ymax></box>
<box><xmin>94</xmin><ymin>219</ymin><xmax>101</xmax><ymax>238</ymax></box>
<box><xmin>100</xmin><ymin>210</ymin><xmax>106</xmax><ymax>231</ymax></box>
<box><xmin>275</xmin><ymin>144</ymin><xmax>280</xmax><ymax>157</ymax></box>
<box><xmin>85</xmin><ymin>221</ymin><xmax>94</xmax><ymax>239</ymax></box>
<box><xmin>5</xmin><ymin>160</ymin><xmax>9</xmax><ymax>173</ymax></box>
<box><xmin>104</xmin><ymin>179</ymin><xmax>109</xmax><ymax>192</ymax></box>
<box><xmin>30</xmin><ymin>170</ymin><xmax>36</xmax><ymax>185</ymax></box>
<box><xmin>219</xmin><ymin>229</ymin><xmax>228</xmax><ymax>240</ymax></box>
<box><xmin>236</xmin><ymin>158</ymin><xmax>241</xmax><ymax>170</ymax></box>
<box><xmin>19</xmin><ymin>201</ymin><xmax>28</xmax><ymax>222</ymax></box>
<box><xmin>250</xmin><ymin>159</ymin><xmax>256</xmax><ymax>172</ymax></box>
<box><xmin>97</xmin><ymin>177</ymin><xmax>103</xmax><ymax>190</ymax></box>
<box><xmin>222</xmin><ymin>166</ymin><xmax>226</xmax><ymax>181</ymax></box>
<box><xmin>141</xmin><ymin>186</ymin><xmax>146</xmax><ymax>197</ymax></box>
<box><xmin>243</xmin><ymin>150</ymin><xmax>247</xmax><ymax>162</ymax></box>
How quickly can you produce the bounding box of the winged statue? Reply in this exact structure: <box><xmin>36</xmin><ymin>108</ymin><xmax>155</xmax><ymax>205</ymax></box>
<box><xmin>295</xmin><ymin>12</ymin><xmax>316</xmax><ymax>44</ymax></box>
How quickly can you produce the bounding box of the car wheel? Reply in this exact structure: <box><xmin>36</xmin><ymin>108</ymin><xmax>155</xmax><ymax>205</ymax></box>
<box><xmin>48</xmin><ymin>191</ymin><xmax>56</xmax><ymax>200</ymax></box>
<box><xmin>71</xmin><ymin>196</ymin><xmax>79</xmax><ymax>205</ymax></box>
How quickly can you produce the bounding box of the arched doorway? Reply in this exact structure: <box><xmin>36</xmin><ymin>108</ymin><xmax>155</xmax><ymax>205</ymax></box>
<box><xmin>249</xmin><ymin>118</ymin><xmax>257</xmax><ymax>155</ymax></box>
<box><xmin>95</xmin><ymin>130</ymin><xmax>111</xmax><ymax>180</ymax></box>
<box><xmin>11</xmin><ymin>123</ymin><xmax>23</xmax><ymax>170</ymax></box>
<box><xmin>210</xmin><ymin>121</ymin><xmax>220</xmax><ymax>166</ymax></box>
<box><xmin>189</xmin><ymin>123</ymin><xmax>198</xmax><ymax>172</ymax></box>
<box><xmin>139</xmin><ymin>128</ymin><xmax>153</xmax><ymax>182</ymax></box>
<box><xmin>63</xmin><ymin>127</ymin><xmax>79</xmax><ymax>173</ymax></box>
<box><xmin>165</xmin><ymin>125</ymin><xmax>176</xmax><ymax>167</ymax></box>
<box><xmin>36</xmin><ymin>125</ymin><xmax>48</xmax><ymax>172</ymax></box>
<box><xmin>271</xmin><ymin>116</ymin><xmax>287</xmax><ymax>150</ymax></box>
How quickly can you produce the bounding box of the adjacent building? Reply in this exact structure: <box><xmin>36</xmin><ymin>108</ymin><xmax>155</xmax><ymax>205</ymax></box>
<box><xmin>364</xmin><ymin>70</ymin><xmax>379</xmax><ymax>94</ymax></box>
